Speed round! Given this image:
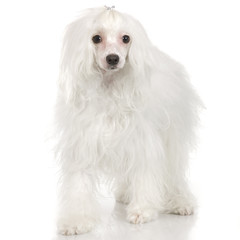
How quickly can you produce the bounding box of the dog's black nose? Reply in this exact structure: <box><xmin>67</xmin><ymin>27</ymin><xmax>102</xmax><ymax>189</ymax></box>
<box><xmin>106</xmin><ymin>54</ymin><xmax>119</xmax><ymax>66</ymax></box>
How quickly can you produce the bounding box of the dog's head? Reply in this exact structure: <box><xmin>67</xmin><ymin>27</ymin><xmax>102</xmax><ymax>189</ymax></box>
<box><xmin>90</xmin><ymin>8</ymin><xmax>132</xmax><ymax>72</ymax></box>
<box><xmin>59</xmin><ymin>7</ymin><xmax>153</xmax><ymax>101</ymax></box>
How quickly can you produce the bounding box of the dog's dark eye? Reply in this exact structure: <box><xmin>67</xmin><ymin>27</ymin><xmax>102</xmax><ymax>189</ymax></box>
<box><xmin>122</xmin><ymin>35</ymin><xmax>130</xmax><ymax>44</ymax></box>
<box><xmin>92</xmin><ymin>35</ymin><xmax>102</xmax><ymax>44</ymax></box>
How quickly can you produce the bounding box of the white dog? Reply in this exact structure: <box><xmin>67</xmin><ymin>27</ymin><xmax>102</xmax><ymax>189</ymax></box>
<box><xmin>55</xmin><ymin>6</ymin><xmax>202</xmax><ymax>235</ymax></box>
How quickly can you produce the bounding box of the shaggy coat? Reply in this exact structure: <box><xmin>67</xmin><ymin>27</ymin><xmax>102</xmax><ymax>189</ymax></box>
<box><xmin>55</xmin><ymin>7</ymin><xmax>202</xmax><ymax>235</ymax></box>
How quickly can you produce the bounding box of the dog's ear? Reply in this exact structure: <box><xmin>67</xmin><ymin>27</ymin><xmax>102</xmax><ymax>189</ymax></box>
<box><xmin>58</xmin><ymin>18</ymin><xmax>97</xmax><ymax>103</ymax></box>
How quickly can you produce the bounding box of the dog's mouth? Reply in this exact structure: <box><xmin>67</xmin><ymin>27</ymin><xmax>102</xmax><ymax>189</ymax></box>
<box><xmin>100</xmin><ymin>66</ymin><xmax>119</xmax><ymax>74</ymax></box>
<box><xmin>104</xmin><ymin>65</ymin><xmax>120</xmax><ymax>72</ymax></box>
<box><xmin>109</xmin><ymin>66</ymin><xmax>117</xmax><ymax>70</ymax></box>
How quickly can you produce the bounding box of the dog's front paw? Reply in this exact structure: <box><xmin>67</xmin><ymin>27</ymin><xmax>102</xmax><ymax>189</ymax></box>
<box><xmin>127</xmin><ymin>208</ymin><xmax>158</xmax><ymax>224</ymax></box>
<box><xmin>164</xmin><ymin>194</ymin><xmax>195</xmax><ymax>216</ymax></box>
<box><xmin>172</xmin><ymin>204</ymin><xmax>194</xmax><ymax>216</ymax></box>
<box><xmin>57</xmin><ymin>216</ymin><xmax>97</xmax><ymax>235</ymax></box>
<box><xmin>166</xmin><ymin>198</ymin><xmax>195</xmax><ymax>216</ymax></box>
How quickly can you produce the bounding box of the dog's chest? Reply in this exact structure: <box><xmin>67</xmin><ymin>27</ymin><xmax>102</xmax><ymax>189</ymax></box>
<box><xmin>85</xmin><ymin>98</ymin><xmax>135</xmax><ymax>148</ymax></box>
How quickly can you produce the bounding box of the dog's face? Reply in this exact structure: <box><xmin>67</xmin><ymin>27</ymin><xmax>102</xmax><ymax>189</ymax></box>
<box><xmin>92</xmin><ymin>32</ymin><xmax>131</xmax><ymax>72</ymax></box>
<box><xmin>91</xmin><ymin>12</ymin><xmax>132</xmax><ymax>73</ymax></box>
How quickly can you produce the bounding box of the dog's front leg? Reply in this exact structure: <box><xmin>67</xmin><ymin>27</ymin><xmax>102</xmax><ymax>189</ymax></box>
<box><xmin>126</xmin><ymin>169</ymin><xmax>161</xmax><ymax>224</ymax></box>
<box><xmin>57</xmin><ymin>171</ymin><xmax>99</xmax><ymax>235</ymax></box>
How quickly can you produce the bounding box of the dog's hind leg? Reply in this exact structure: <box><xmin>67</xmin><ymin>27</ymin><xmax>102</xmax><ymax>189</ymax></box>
<box><xmin>161</xmin><ymin>131</ymin><xmax>196</xmax><ymax>216</ymax></box>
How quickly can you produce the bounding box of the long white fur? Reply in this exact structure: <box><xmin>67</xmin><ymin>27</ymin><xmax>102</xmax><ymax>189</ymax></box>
<box><xmin>55</xmin><ymin>7</ymin><xmax>202</xmax><ymax>235</ymax></box>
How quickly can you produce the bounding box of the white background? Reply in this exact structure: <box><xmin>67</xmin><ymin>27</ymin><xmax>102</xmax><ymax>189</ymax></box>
<box><xmin>0</xmin><ymin>0</ymin><xmax>239</xmax><ymax>239</ymax></box>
